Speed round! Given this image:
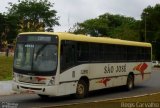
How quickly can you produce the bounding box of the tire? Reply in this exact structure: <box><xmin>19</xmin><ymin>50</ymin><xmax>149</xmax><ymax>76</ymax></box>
<box><xmin>38</xmin><ymin>94</ymin><xmax>49</xmax><ymax>99</ymax></box>
<box><xmin>126</xmin><ymin>75</ymin><xmax>134</xmax><ymax>91</ymax></box>
<box><xmin>75</xmin><ymin>80</ymin><xmax>88</xmax><ymax>99</ymax></box>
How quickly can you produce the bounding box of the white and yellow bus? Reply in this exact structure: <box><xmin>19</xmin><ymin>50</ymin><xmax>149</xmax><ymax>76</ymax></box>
<box><xmin>12</xmin><ymin>32</ymin><xmax>152</xmax><ymax>98</ymax></box>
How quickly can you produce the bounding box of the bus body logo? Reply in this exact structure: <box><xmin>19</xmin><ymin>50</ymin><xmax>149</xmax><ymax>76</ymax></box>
<box><xmin>35</xmin><ymin>77</ymin><xmax>46</xmax><ymax>82</ymax></box>
<box><xmin>133</xmin><ymin>63</ymin><xmax>148</xmax><ymax>80</ymax></box>
<box><xmin>97</xmin><ymin>77</ymin><xmax>111</xmax><ymax>86</ymax></box>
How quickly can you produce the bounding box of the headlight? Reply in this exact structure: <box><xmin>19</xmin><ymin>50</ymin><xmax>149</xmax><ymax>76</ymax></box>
<box><xmin>12</xmin><ymin>73</ymin><xmax>17</xmax><ymax>81</ymax></box>
<box><xmin>47</xmin><ymin>77</ymin><xmax>55</xmax><ymax>86</ymax></box>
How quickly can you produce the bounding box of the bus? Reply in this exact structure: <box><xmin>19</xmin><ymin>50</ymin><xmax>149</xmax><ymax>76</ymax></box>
<box><xmin>12</xmin><ymin>32</ymin><xmax>152</xmax><ymax>98</ymax></box>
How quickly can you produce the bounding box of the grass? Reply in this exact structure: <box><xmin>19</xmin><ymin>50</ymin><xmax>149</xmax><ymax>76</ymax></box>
<box><xmin>0</xmin><ymin>56</ymin><xmax>13</xmax><ymax>80</ymax></box>
<box><xmin>46</xmin><ymin>93</ymin><xmax>160</xmax><ymax>108</ymax></box>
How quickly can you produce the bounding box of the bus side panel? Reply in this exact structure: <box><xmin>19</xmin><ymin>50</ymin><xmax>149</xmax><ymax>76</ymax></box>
<box><xmin>134</xmin><ymin>62</ymin><xmax>152</xmax><ymax>84</ymax></box>
<box><xmin>58</xmin><ymin>64</ymin><xmax>89</xmax><ymax>95</ymax></box>
<box><xmin>89</xmin><ymin>63</ymin><xmax>128</xmax><ymax>91</ymax></box>
<box><xmin>89</xmin><ymin>62</ymin><xmax>151</xmax><ymax>91</ymax></box>
<box><xmin>58</xmin><ymin>82</ymin><xmax>77</xmax><ymax>96</ymax></box>
<box><xmin>58</xmin><ymin>62</ymin><xmax>151</xmax><ymax>96</ymax></box>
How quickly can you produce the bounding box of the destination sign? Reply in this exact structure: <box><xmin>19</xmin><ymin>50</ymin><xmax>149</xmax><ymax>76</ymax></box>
<box><xmin>17</xmin><ymin>35</ymin><xmax>58</xmax><ymax>43</ymax></box>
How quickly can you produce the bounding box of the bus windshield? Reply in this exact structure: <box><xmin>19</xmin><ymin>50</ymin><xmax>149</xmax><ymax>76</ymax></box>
<box><xmin>14</xmin><ymin>43</ymin><xmax>57</xmax><ymax>75</ymax></box>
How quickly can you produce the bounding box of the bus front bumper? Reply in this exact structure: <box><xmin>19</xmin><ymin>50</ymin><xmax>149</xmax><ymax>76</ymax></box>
<box><xmin>12</xmin><ymin>81</ymin><xmax>59</xmax><ymax>96</ymax></box>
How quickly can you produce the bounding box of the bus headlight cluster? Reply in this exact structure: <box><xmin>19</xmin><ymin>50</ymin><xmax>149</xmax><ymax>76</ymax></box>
<box><xmin>47</xmin><ymin>78</ymin><xmax>55</xmax><ymax>86</ymax></box>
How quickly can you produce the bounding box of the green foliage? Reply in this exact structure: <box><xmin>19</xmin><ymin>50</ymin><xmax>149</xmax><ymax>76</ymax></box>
<box><xmin>71</xmin><ymin>13</ymin><xmax>140</xmax><ymax>41</ymax></box>
<box><xmin>0</xmin><ymin>13</ymin><xmax>6</xmax><ymax>46</ymax></box>
<box><xmin>141</xmin><ymin>4</ymin><xmax>160</xmax><ymax>42</ymax></box>
<box><xmin>5</xmin><ymin>15</ymin><xmax>19</xmax><ymax>43</ymax></box>
<box><xmin>0</xmin><ymin>14</ymin><xmax>6</xmax><ymax>34</ymax></box>
<box><xmin>7</xmin><ymin>0</ymin><xmax>59</xmax><ymax>32</ymax></box>
<box><xmin>141</xmin><ymin>4</ymin><xmax>160</xmax><ymax>60</ymax></box>
<box><xmin>110</xmin><ymin>19</ymin><xmax>140</xmax><ymax>41</ymax></box>
<box><xmin>0</xmin><ymin>13</ymin><xmax>18</xmax><ymax>47</ymax></box>
<box><xmin>0</xmin><ymin>0</ymin><xmax>59</xmax><ymax>45</ymax></box>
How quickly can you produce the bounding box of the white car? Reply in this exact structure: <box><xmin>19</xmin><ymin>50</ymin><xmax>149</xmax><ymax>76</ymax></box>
<box><xmin>152</xmin><ymin>61</ymin><xmax>160</xmax><ymax>67</ymax></box>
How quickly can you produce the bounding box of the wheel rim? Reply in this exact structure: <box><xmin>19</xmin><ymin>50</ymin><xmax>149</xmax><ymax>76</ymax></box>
<box><xmin>77</xmin><ymin>83</ymin><xmax>84</xmax><ymax>95</ymax></box>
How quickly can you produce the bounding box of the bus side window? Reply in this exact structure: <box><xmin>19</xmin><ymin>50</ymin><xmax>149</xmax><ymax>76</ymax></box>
<box><xmin>60</xmin><ymin>40</ymin><xmax>75</xmax><ymax>73</ymax></box>
<box><xmin>77</xmin><ymin>42</ymin><xmax>89</xmax><ymax>62</ymax></box>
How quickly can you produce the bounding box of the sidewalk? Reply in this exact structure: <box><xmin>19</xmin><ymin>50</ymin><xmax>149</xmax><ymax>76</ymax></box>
<box><xmin>0</xmin><ymin>81</ymin><xmax>16</xmax><ymax>95</ymax></box>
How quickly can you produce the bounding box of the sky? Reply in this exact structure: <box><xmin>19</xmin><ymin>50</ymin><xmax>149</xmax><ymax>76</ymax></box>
<box><xmin>0</xmin><ymin>0</ymin><xmax>160</xmax><ymax>32</ymax></box>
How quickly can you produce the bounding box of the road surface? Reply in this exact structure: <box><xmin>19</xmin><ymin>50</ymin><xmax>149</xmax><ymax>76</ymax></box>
<box><xmin>0</xmin><ymin>68</ymin><xmax>160</xmax><ymax>108</ymax></box>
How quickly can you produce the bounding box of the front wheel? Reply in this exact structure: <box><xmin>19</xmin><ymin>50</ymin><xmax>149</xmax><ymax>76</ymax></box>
<box><xmin>126</xmin><ymin>75</ymin><xmax>134</xmax><ymax>91</ymax></box>
<box><xmin>75</xmin><ymin>80</ymin><xmax>88</xmax><ymax>99</ymax></box>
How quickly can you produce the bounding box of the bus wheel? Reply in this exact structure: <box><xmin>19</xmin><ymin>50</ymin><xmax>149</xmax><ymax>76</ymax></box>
<box><xmin>75</xmin><ymin>80</ymin><xmax>88</xmax><ymax>99</ymax></box>
<box><xmin>126</xmin><ymin>75</ymin><xmax>134</xmax><ymax>91</ymax></box>
<box><xmin>38</xmin><ymin>94</ymin><xmax>49</xmax><ymax>99</ymax></box>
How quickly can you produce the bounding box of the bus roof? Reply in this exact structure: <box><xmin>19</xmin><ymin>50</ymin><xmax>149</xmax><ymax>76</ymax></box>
<box><xmin>19</xmin><ymin>32</ymin><xmax>151</xmax><ymax>47</ymax></box>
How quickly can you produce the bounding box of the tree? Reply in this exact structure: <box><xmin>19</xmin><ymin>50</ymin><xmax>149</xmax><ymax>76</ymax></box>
<box><xmin>0</xmin><ymin>13</ymin><xmax>6</xmax><ymax>42</ymax></box>
<box><xmin>72</xmin><ymin>18</ymin><xmax>109</xmax><ymax>36</ymax></box>
<box><xmin>71</xmin><ymin>13</ymin><xmax>140</xmax><ymax>41</ymax></box>
<box><xmin>0</xmin><ymin>13</ymin><xmax>6</xmax><ymax>50</ymax></box>
<box><xmin>0</xmin><ymin>13</ymin><xmax>18</xmax><ymax>51</ymax></box>
<box><xmin>141</xmin><ymin>4</ymin><xmax>160</xmax><ymax>42</ymax></box>
<box><xmin>141</xmin><ymin>4</ymin><xmax>160</xmax><ymax>60</ymax></box>
<box><xmin>110</xmin><ymin>17</ymin><xmax>140</xmax><ymax>41</ymax></box>
<box><xmin>5</xmin><ymin>14</ymin><xmax>19</xmax><ymax>43</ymax></box>
<box><xmin>71</xmin><ymin>13</ymin><xmax>112</xmax><ymax>36</ymax></box>
<box><xmin>7</xmin><ymin>0</ymin><xmax>59</xmax><ymax>32</ymax></box>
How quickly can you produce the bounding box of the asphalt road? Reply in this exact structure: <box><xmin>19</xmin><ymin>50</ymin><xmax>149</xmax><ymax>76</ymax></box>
<box><xmin>0</xmin><ymin>68</ymin><xmax>160</xmax><ymax>108</ymax></box>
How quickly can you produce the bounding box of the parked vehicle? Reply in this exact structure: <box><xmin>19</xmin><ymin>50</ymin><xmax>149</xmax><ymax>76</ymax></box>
<box><xmin>152</xmin><ymin>61</ymin><xmax>160</xmax><ymax>67</ymax></box>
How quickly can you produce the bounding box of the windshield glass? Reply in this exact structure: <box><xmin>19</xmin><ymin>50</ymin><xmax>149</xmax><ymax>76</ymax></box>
<box><xmin>14</xmin><ymin>43</ymin><xmax>57</xmax><ymax>73</ymax></box>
